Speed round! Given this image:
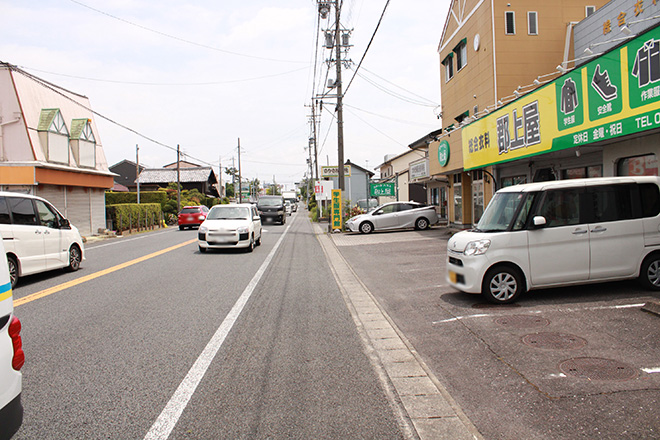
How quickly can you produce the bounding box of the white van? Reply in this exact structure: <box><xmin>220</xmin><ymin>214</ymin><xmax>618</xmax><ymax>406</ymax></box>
<box><xmin>0</xmin><ymin>192</ymin><xmax>85</xmax><ymax>288</ymax></box>
<box><xmin>0</xmin><ymin>238</ymin><xmax>23</xmax><ymax>438</ymax></box>
<box><xmin>447</xmin><ymin>177</ymin><xmax>660</xmax><ymax>303</ymax></box>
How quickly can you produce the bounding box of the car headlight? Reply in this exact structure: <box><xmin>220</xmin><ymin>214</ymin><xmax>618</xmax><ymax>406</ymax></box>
<box><xmin>464</xmin><ymin>239</ymin><xmax>491</xmax><ymax>256</ymax></box>
<box><xmin>237</xmin><ymin>226</ymin><xmax>249</xmax><ymax>234</ymax></box>
<box><xmin>199</xmin><ymin>225</ymin><xmax>208</xmax><ymax>233</ymax></box>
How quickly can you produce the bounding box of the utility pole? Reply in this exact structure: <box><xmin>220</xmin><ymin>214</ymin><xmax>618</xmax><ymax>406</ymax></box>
<box><xmin>218</xmin><ymin>155</ymin><xmax>223</xmax><ymax>198</ymax></box>
<box><xmin>238</xmin><ymin>138</ymin><xmax>242</xmax><ymax>203</ymax></box>
<box><xmin>136</xmin><ymin>144</ymin><xmax>140</xmax><ymax>204</ymax></box>
<box><xmin>232</xmin><ymin>156</ymin><xmax>235</xmax><ymax>200</ymax></box>
<box><xmin>176</xmin><ymin>144</ymin><xmax>181</xmax><ymax>212</ymax></box>
<box><xmin>334</xmin><ymin>1</ymin><xmax>345</xmax><ymax>193</ymax></box>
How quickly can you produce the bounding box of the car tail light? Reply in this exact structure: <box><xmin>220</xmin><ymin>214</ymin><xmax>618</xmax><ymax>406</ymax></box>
<box><xmin>8</xmin><ymin>316</ymin><xmax>24</xmax><ymax>371</ymax></box>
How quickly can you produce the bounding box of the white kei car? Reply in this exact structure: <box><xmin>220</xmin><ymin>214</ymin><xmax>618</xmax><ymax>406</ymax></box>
<box><xmin>0</xmin><ymin>238</ymin><xmax>24</xmax><ymax>439</ymax></box>
<box><xmin>198</xmin><ymin>204</ymin><xmax>263</xmax><ymax>252</ymax></box>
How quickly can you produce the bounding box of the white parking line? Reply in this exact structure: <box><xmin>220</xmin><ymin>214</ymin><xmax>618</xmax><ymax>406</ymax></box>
<box><xmin>143</xmin><ymin>222</ymin><xmax>292</xmax><ymax>440</ymax></box>
<box><xmin>432</xmin><ymin>303</ymin><xmax>647</xmax><ymax>325</ymax></box>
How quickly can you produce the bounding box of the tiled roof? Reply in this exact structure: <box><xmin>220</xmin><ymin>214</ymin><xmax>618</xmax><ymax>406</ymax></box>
<box><xmin>137</xmin><ymin>167</ymin><xmax>215</xmax><ymax>184</ymax></box>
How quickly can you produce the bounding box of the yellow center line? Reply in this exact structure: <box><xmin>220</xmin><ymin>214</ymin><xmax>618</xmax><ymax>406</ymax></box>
<box><xmin>14</xmin><ymin>239</ymin><xmax>197</xmax><ymax>307</ymax></box>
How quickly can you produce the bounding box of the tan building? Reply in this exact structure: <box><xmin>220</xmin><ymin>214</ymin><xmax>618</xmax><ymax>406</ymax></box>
<box><xmin>0</xmin><ymin>63</ymin><xmax>114</xmax><ymax>236</ymax></box>
<box><xmin>431</xmin><ymin>0</ymin><xmax>608</xmax><ymax>228</ymax></box>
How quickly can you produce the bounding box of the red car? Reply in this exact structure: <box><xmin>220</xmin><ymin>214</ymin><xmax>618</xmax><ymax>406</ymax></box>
<box><xmin>178</xmin><ymin>206</ymin><xmax>209</xmax><ymax>230</ymax></box>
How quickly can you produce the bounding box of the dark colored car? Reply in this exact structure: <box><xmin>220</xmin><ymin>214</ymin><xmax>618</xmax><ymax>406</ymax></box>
<box><xmin>177</xmin><ymin>206</ymin><xmax>209</xmax><ymax>230</ymax></box>
<box><xmin>257</xmin><ymin>196</ymin><xmax>286</xmax><ymax>225</ymax></box>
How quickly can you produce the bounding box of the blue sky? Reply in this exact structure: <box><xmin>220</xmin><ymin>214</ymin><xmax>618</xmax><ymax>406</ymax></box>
<box><xmin>1</xmin><ymin>0</ymin><xmax>449</xmax><ymax>187</ymax></box>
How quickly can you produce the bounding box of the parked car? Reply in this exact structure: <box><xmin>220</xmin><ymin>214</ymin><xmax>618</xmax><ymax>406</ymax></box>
<box><xmin>0</xmin><ymin>237</ymin><xmax>24</xmax><ymax>439</ymax></box>
<box><xmin>447</xmin><ymin>176</ymin><xmax>660</xmax><ymax>304</ymax></box>
<box><xmin>257</xmin><ymin>196</ymin><xmax>286</xmax><ymax>225</ymax></box>
<box><xmin>178</xmin><ymin>205</ymin><xmax>209</xmax><ymax>230</ymax></box>
<box><xmin>0</xmin><ymin>192</ymin><xmax>84</xmax><ymax>289</ymax></box>
<box><xmin>198</xmin><ymin>204</ymin><xmax>262</xmax><ymax>252</ymax></box>
<box><xmin>346</xmin><ymin>201</ymin><xmax>439</xmax><ymax>234</ymax></box>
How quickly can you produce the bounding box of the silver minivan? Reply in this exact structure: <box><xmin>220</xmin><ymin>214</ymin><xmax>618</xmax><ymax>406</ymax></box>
<box><xmin>0</xmin><ymin>192</ymin><xmax>85</xmax><ymax>288</ymax></box>
<box><xmin>447</xmin><ymin>177</ymin><xmax>660</xmax><ymax>303</ymax></box>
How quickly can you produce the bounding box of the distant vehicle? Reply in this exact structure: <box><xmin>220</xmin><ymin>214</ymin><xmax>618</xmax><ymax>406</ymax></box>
<box><xmin>447</xmin><ymin>176</ymin><xmax>660</xmax><ymax>304</ymax></box>
<box><xmin>345</xmin><ymin>201</ymin><xmax>438</xmax><ymax>234</ymax></box>
<box><xmin>257</xmin><ymin>196</ymin><xmax>286</xmax><ymax>225</ymax></box>
<box><xmin>0</xmin><ymin>191</ymin><xmax>84</xmax><ymax>289</ymax></box>
<box><xmin>177</xmin><ymin>206</ymin><xmax>209</xmax><ymax>230</ymax></box>
<box><xmin>356</xmin><ymin>198</ymin><xmax>378</xmax><ymax>212</ymax></box>
<box><xmin>0</xmin><ymin>236</ymin><xmax>24</xmax><ymax>439</ymax></box>
<box><xmin>285</xmin><ymin>201</ymin><xmax>293</xmax><ymax>216</ymax></box>
<box><xmin>198</xmin><ymin>204</ymin><xmax>262</xmax><ymax>252</ymax></box>
<box><xmin>282</xmin><ymin>191</ymin><xmax>298</xmax><ymax>212</ymax></box>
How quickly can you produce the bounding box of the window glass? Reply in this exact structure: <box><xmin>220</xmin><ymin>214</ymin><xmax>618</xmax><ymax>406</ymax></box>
<box><xmin>505</xmin><ymin>11</ymin><xmax>515</xmax><ymax>35</ymax></box>
<box><xmin>513</xmin><ymin>193</ymin><xmax>537</xmax><ymax>230</ymax></box>
<box><xmin>454</xmin><ymin>184</ymin><xmax>463</xmax><ymax>223</ymax></box>
<box><xmin>431</xmin><ymin>187</ymin><xmax>439</xmax><ymax>206</ymax></box>
<box><xmin>0</xmin><ymin>197</ymin><xmax>10</xmax><ymax>224</ymax></box>
<box><xmin>537</xmin><ymin>190</ymin><xmax>580</xmax><ymax>227</ymax></box>
<box><xmin>586</xmin><ymin>6</ymin><xmax>596</xmax><ymax>17</ymax></box>
<box><xmin>455</xmin><ymin>42</ymin><xmax>467</xmax><ymax>70</ymax></box>
<box><xmin>589</xmin><ymin>185</ymin><xmax>633</xmax><ymax>222</ymax></box>
<box><xmin>640</xmin><ymin>183</ymin><xmax>660</xmax><ymax>217</ymax></box>
<box><xmin>443</xmin><ymin>58</ymin><xmax>454</xmax><ymax>81</ymax></box>
<box><xmin>501</xmin><ymin>176</ymin><xmax>527</xmax><ymax>188</ymax></box>
<box><xmin>617</xmin><ymin>154</ymin><xmax>658</xmax><ymax>176</ymax></box>
<box><xmin>588</xmin><ymin>166</ymin><xmax>603</xmax><ymax>177</ymax></box>
<box><xmin>35</xmin><ymin>200</ymin><xmax>59</xmax><ymax>228</ymax></box>
<box><xmin>563</xmin><ymin>167</ymin><xmax>586</xmax><ymax>179</ymax></box>
<box><xmin>528</xmin><ymin>11</ymin><xmax>538</xmax><ymax>35</ymax></box>
<box><xmin>8</xmin><ymin>197</ymin><xmax>38</xmax><ymax>225</ymax></box>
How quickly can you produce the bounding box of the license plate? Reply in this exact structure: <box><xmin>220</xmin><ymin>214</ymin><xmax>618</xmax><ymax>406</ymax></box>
<box><xmin>449</xmin><ymin>271</ymin><xmax>457</xmax><ymax>283</ymax></box>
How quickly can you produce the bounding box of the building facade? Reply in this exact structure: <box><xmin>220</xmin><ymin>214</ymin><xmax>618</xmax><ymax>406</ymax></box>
<box><xmin>431</xmin><ymin>0</ymin><xmax>609</xmax><ymax>228</ymax></box>
<box><xmin>0</xmin><ymin>63</ymin><xmax>114</xmax><ymax>236</ymax></box>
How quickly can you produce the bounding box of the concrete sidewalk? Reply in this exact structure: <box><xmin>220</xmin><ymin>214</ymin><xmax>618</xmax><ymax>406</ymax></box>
<box><xmin>313</xmin><ymin>222</ymin><xmax>482</xmax><ymax>440</ymax></box>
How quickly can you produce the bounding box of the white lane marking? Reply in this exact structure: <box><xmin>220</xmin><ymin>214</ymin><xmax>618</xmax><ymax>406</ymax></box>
<box><xmin>642</xmin><ymin>367</ymin><xmax>660</xmax><ymax>374</ymax></box>
<box><xmin>432</xmin><ymin>303</ymin><xmax>646</xmax><ymax>325</ymax></box>
<box><xmin>86</xmin><ymin>230</ymin><xmax>175</xmax><ymax>250</ymax></box>
<box><xmin>549</xmin><ymin>373</ymin><xmax>567</xmax><ymax>378</ymax></box>
<box><xmin>143</xmin><ymin>223</ymin><xmax>292</xmax><ymax>440</ymax></box>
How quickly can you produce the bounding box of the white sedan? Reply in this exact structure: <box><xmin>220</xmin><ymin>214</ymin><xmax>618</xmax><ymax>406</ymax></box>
<box><xmin>346</xmin><ymin>201</ymin><xmax>439</xmax><ymax>234</ymax></box>
<box><xmin>198</xmin><ymin>204</ymin><xmax>262</xmax><ymax>252</ymax></box>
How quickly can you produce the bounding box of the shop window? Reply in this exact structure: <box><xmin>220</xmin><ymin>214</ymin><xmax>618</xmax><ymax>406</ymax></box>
<box><xmin>505</xmin><ymin>11</ymin><xmax>516</xmax><ymax>35</ymax></box>
<box><xmin>617</xmin><ymin>154</ymin><xmax>659</xmax><ymax>176</ymax></box>
<box><xmin>472</xmin><ymin>170</ymin><xmax>483</xmax><ymax>181</ymax></box>
<box><xmin>528</xmin><ymin>12</ymin><xmax>538</xmax><ymax>35</ymax></box>
<box><xmin>501</xmin><ymin>176</ymin><xmax>527</xmax><ymax>188</ymax></box>
<box><xmin>454</xmin><ymin>39</ymin><xmax>468</xmax><ymax>71</ymax></box>
<box><xmin>431</xmin><ymin>187</ymin><xmax>439</xmax><ymax>205</ymax></box>
<box><xmin>533</xmin><ymin>167</ymin><xmax>556</xmax><ymax>182</ymax></box>
<box><xmin>454</xmin><ymin>184</ymin><xmax>463</xmax><ymax>223</ymax></box>
<box><xmin>562</xmin><ymin>165</ymin><xmax>602</xmax><ymax>179</ymax></box>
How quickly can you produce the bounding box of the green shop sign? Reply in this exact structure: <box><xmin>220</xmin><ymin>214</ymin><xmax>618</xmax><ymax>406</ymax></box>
<box><xmin>370</xmin><ymin>183</ymin><xmax>395</xmax><ymax>197</ymax></box>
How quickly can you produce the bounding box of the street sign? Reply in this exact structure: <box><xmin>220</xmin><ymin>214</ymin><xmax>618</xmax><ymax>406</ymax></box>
<box><xmin>314</xmin><ymin>180</ymin><xmax>333</xmax><ymax>201</ymax></box>
<box><xmin>321</xmin><ymin>165</ymin><xmax>351</xmax><ymax>178</ymax></box>
<box><xmin>370</xmin><ymin>182</ymin><xmax>395</xmax><ymax>197</ymax></box>
<box><xmin>331</xmin><ymin>189</ymin><xmax>342</xmax><ymax>230</ymax></box>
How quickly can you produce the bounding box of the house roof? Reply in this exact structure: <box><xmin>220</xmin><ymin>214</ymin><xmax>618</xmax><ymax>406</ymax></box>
<box><xmin>345</xmin><ymin>160</ymin><xmax>375</xmax><ymax>176</ymax></box>
<box><xmin>37</xmin><ymin>108</ymin><xmax>59</xmax><ymax>131</ymax></box>
<box><xmin>136</xmin><ymin>167</ymin><xmax>217</xmax><ymax>184</ymax></box>
<box><xmin>110</xmin><ymin>159</ymin><xmax>146</xmax><ymax>171</ymax></box>
<box><xmin>409</xmin><ymin>128</ymin><xmax>444</xmax><ymax>150</ymax></box>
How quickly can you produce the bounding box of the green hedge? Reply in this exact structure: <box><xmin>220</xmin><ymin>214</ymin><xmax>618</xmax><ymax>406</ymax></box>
<box><xmin>105</xmin><ymin>191</ymin><xmax>168</xmax><ymax>205</ymax></box>
<box><xmin>106</xmin><ymin>203</ymin><xmax>162</xmax><ymax>233</ymax></box>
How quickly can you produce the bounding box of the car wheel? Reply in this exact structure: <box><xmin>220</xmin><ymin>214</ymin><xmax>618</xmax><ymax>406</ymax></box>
<box><xmin>639</xmin><ymin>253</ymin><xmax>660</xmax><ymax>290</ymax></box>
<box><xmin>481</xmin><ymin>265</ymin><xmax>524</xmax><ymax>304</ymax></box>
<box><xmin>359</xmin><ymin>221</ymin><xmax>374</xmax><ymax>234</ymax></box>
<box><xmin>256</xmin><ymin>233</ymin><xmax>262</xmax><ymax>246</ymax></box>
<box><xmin>66</xmin><ymin>245</ymin><xmax>82</xmax><ymax>272</ymax></box>
<box><xmin>246</xmin><ymin>236</ymin><xmax>254</xmax><ymax>253</ymax></box>
<box><xmin>7</xmin><ymin>255</ymin><xmax>18</xmax><ymax>289</ymax></box>
<box><xmin>415</xmin><ymin>217</ymin><xmax>429</xmax><ymax>230</ymax></box>
<box><xmin>199</xmin><ymin>246</ymin><xmax>206</xmax><ymax>253</ymax></box>
<box><xmin>179</xmin><ymin>225</ymin><xmax>184</xmax><ymax>230</ymax></box>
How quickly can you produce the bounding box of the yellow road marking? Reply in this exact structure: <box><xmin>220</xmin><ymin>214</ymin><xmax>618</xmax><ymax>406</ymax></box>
<box><xmin>14</xmin><ymin>239</ymin><xmax>197</xmax><ymax>307</ymax></box>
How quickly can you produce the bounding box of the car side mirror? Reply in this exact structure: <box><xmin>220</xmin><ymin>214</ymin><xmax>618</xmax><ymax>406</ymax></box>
<box><xmin>532</xmin><ymin>216</ymin><xmax>546</xmax><ymax>228</ymax></box>
<box><xmin>253</xmin><ymin>216</ymin><xmax>261</xmax><ymax>221</ymax></box>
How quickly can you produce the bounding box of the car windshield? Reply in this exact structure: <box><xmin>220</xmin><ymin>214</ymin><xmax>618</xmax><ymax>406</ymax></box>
<box><xmin>475</xmin><ymin>191</ymin><xmax>527</xmax><ymax>232</ymax></box>
<box><xmin>258</xmin><ymin>198</ymin><xmax>282</xmax><ymax>207</ymax></box>
<box><xmin>207</xmin><ymin>206</ymin><xmax>250</xmax><ymax>220</ymax></box>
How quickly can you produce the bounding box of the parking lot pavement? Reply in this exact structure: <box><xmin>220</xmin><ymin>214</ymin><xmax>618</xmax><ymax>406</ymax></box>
<box><xmin>325</xmin><ymin>223</ymin><xmax>660</xmax><ymax>439</ymax></box>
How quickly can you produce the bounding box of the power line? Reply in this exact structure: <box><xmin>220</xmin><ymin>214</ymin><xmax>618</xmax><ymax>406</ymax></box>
<box><xmin>68</xmin><ymin>0</ymin><xmax>306</xmax><ymax>64</ymax></box>
<box><xmin>360</xmin><ymin>67</ymin><xmax>438</xmax><ymax>105</ymax></box>
<box><xmin>355</xmin><ymin>70</ymin><xmax>438</xmax><ymax>107</ymax></box>
<box><xmin>17</xmin><ymin>65</ymin><xmax>309</xmax><ymax>86</ymax></box>
<box><xmin>343</xmin><ymin>0</ymin><xmax>391</xmax><ymax>95</ymax></box>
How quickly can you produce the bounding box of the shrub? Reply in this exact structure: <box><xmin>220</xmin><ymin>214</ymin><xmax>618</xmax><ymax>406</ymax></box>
<box><xmin>106</xmin><ymin>203</ymin><xmax>162</xmax><ymax>233</ymax></box>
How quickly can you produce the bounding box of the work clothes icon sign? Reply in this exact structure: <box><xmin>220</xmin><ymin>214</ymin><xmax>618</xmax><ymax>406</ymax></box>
<box><xmin>632</xmin><ymin>39</ymin><xmax>660</xmax><ymax>88</ymax></box>
<box><xmin>560</xmin><ymin>78</ymin><xmax>579</xmax><ymax>114</ymax></box>
<box><xmin>591</xmin><ymin>65</ymin><xmax>618</xmax><ymax>101</ymax></box>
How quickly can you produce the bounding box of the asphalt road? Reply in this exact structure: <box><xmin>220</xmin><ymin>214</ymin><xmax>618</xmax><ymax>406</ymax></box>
<box><xmin>334</xmin><ymin>227</ymin><xmax>660</xmax><ymax>439</ymax></box>
<box><xmin>11</xmin><ymin>212</ymin><xmax>404</xmax><ymax>440</ymax></box>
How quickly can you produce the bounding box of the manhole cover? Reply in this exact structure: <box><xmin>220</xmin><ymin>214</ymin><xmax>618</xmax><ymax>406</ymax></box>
<box><xmin>559</xmin><ymin>357</ymin><xmax>638</xmax><ymax>381</ymax></box>
<box><xmin>472</xmin><ymin>303</ymin><xmax>521</xmax><ymax>309</ymax></box>
<box><xmin>522</xmin><ymin>332</ymin><xmax>587</xmax><ymax>350</ymax></box>
<box><xmin>495</xmin><ymin>315</ymin><xmax>550</xmax><ymax>328</ymax></box>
